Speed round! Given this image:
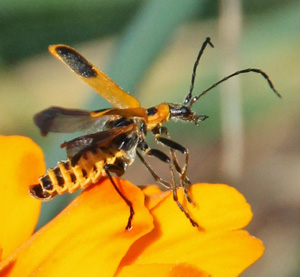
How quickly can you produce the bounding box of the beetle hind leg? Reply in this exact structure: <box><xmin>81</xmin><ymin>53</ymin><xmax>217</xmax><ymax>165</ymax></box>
<box><xmin>104</xmin><ymin>164</ymin><xmax>134</xmax><ymax>231</ymax></box>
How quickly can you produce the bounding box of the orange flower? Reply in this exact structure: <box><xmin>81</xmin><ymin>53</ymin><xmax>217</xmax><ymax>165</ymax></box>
<box><xmin>0</xmin><ymin>136</ymin><xmax>45</xmax><ymax>259</ymax></box>
<box><xmin>0</xmin><ymin>136</ymin><xmax>264</xmax><ymax>276</ymax></box>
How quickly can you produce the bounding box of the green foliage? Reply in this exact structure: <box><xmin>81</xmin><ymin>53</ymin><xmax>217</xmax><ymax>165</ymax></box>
<box><xmin>0</xmin><ymin>0</ymin><xmax>141</xmax><ymax>64</ymax></box>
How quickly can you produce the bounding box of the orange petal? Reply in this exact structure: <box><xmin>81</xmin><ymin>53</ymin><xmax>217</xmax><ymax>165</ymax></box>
<box><xmin>0</xmin><ymin>136</ymin><xmax>45</xmax><ymax>259</ymax></box>
<box><xmin>143</xmin><ymin>185</ymin><xmax>170</xmax><ymax>210</ymax></box>
<box><xmin>118</xmin><ymin>263</ymin><xmax>209</xmax><ymax>277</ymax></box>
<box><xmin>0</xmin><ymin>178</ymin><xmax>153</xmax><ymax>276</ymax></box>
<box><xmin>149</xmin><ymin>183</ymin><xmax>252</xmax><ymax>234</ymax></box>
<box><xmin>121</xmin><ymin>183</ymin><xmax>264</xmax><ymax>276</ymax></box>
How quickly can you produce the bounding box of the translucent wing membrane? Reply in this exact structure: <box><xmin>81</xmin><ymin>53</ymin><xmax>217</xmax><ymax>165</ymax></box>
<box><xmin>34</xmin><ymin>106</ymin><xmax>117</xmax><ymax>136</ymax></box>
<box><xmin>34</xmin><ymin>106</ymin><xmax>147</xmax><ymax>136</ymax></box>
<box><xmin>48</xmin><ymin>45</ymin><xmax>141</xmax><ymax>109</ymax></box>
<box><xmin>62</xmin><ymin>124</ymin><xmax>137</xmax><ymax>165</ymax></box>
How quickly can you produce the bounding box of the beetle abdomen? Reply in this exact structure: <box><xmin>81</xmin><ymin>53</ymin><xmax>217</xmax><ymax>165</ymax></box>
<box><xmin>29</xmin><ymin>147</ymin><xmax>124</xmax><ymax>200</ymax></box>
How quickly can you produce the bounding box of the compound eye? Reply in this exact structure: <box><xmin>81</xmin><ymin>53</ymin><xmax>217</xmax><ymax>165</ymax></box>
<box><xmin>180</xmin><ymin>106</ymin><xmax>189</xmax><ymax>114</ymax></box>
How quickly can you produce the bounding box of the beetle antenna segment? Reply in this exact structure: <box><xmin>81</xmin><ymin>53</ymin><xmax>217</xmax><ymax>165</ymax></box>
<box><xmin>189</xmin><ymin>68</ymin><xmax>282</xmax><ymax>107</ymax></box>
<box><xmin>184</xmin><ymin>37</ymin><xmax>214</xmax><ymax>105</ymax></box>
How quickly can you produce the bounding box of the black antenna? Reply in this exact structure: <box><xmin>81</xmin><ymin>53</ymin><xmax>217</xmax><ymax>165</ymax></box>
<box><xmin>189</xmin><ymin>68</ymin><xmax>282</xmax><ymax>107</ymax></box>
<box><xmin>183</xmin><ymin>37</ymin><xmax>214</xmax><ymax>105</ymax></box>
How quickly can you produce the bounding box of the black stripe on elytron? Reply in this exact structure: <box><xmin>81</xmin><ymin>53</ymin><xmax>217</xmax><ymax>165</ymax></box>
<box><xmin>55</xmin><ymin>46</ymin><xmax>97</xmax><ymax>78</ymax></box>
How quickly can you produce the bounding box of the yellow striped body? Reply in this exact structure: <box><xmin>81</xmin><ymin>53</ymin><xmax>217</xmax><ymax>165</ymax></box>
<box><xmin>30</xmin><ymin>147</ymin><xmax>126</xmax><ymax>200</ymax></box>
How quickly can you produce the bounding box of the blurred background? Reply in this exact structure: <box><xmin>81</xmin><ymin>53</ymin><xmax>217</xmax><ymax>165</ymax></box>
<box><xmin>0</xmin><ymin>0</ymin><xmax>299</xmax><ymax>275</ymax></box>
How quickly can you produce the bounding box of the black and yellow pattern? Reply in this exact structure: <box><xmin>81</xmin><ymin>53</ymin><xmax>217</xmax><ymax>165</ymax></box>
<box><xmin>30</xmin><ymin>124</ymin><xmax>139</xmax><ymax>200</ymax></box>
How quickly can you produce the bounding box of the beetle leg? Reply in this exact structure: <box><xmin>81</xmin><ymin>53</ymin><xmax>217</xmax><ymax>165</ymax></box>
<box><xmin>152</xmin><ymin>127</ymin><xmax>194</xmax><ymax>204</ymax></box>
<box><xmin>136</xmin><ymin>150</ymin><xmax>171</xmax><ymax>189</ymax></box>
<box><xmin>104</xmin><ymin>164</ymin><xmax>134</xmax><ymax>231</ymax></box>
<box><xmin>137</xmin><ymin>148</ymin><xmax>198</xmax><ymax>228</ymax></box>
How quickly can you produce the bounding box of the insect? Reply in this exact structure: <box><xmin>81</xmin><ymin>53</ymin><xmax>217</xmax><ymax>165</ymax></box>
<box><xmin>29</xmin><ymin>37</ymin><xmax>281</xmax><ymax>230</ymax></box>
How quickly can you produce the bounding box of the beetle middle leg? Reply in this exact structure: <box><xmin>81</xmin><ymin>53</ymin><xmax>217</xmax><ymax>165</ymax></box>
<box><xmin>153</xmin><ymin>126</ymin><xmax>194</xmax><ymax>204</ymax></box>
<box><xmin>137</xmin><ymin>147</ymin><xmax>198</xmax><ymax>227</ymax></box>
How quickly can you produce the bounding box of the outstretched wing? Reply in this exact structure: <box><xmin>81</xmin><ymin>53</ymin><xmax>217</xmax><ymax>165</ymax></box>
<box><xmin>34</xmin><ymin>106</ymin><xmax>118</xmax><ymax>136</ymax></box>
<box><xmin>34</xmin><ymin>106</ymin><xmax>147</xmax><ymax>136</ymax></box>
<box><xmin>48</xmin><ymin>44</ymin><xmax>141</xmax><ymax>109</ymax></box>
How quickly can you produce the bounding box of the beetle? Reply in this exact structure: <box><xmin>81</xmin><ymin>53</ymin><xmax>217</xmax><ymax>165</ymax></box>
<box><xmin>29</xmin><ymin>37</ymin><xmax>281</xmax><ymax>230</ymax></box>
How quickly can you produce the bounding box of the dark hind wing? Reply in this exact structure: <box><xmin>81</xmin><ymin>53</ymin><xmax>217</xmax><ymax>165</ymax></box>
<box><xmin>34</xmin><ymin>106</ymin><xmax>115</xmax><ymax>136</ymax></box>
<box><xmin>62</xmin><ymin>125</ymin><xmax>137</xmax><ymax>165</ymax></box>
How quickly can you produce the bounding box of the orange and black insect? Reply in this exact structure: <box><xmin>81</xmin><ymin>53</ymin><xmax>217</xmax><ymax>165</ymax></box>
<box><xmin>29</xmin><ymin>37</ymin><xmax>281</xmax><ymax>230</ymax></box>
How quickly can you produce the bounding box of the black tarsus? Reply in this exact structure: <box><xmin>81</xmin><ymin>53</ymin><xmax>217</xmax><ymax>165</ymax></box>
<box><xmin>184</xmin><ymin>37</ymin><xmax>214</xmax><ymax>105</ymax></box>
